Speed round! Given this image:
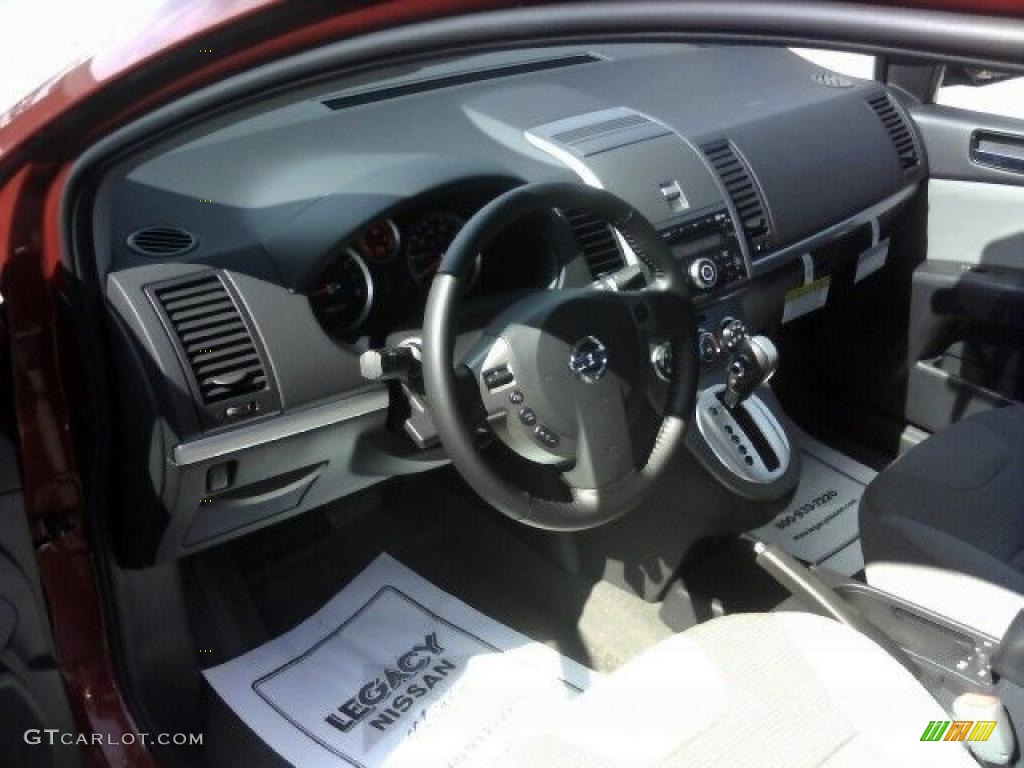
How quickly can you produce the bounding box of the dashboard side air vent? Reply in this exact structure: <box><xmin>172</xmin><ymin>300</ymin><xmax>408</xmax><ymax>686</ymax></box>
<box><xmin>701</xmin><ymin>139</ymin><xmax>773</xmax><ymax>257</ymax></box>
<box><xmin>149</xmin><ymin>273</ymin><xmax>278</xmax><ymax>427</ymax></box>
<box><xmin>866</xmin><ymin>92</ymin><xmax>920</xmax><ymax>174</ymax></box>
<box><xmin>563</xmin><ymin>208</ymin><xmax>624</xmax><ymax>278</ymax></box>
<box><xmin>127</xmin><ymin>226</ymin><xmax>197</xmax><ymax>257</ymax></box>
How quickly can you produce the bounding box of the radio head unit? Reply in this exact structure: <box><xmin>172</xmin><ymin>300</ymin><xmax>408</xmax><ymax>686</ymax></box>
<box><xmin>660</xmin><ymin>208</ymin><xmax>747</xmax><ymax>294</ymax></box>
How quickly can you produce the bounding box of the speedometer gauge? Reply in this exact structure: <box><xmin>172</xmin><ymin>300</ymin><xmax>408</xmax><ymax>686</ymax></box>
<box><xmin>406</xmin><ymin>211</ymin><xmax>479</xmax><ymax>287</ymax></box>
<box><xmin>309</xmin><ymin>248</ymin><xmax>373</xmax><ymax>336</ymax></box>
<box><xmin>355</xmin><ymin>218</ymin><xmax>400</xmax><ymax>263</ymax></box>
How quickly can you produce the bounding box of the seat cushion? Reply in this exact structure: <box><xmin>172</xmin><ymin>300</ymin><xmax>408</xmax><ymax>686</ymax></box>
<box><xmin>860</xmin><ymin>404</ymin><xmax>1024</xmax><ymax>596</ymax></box>
<box><xmin>500</xmin><ymin>612</ymin><xmax>975</xmax><ymax>767</ymax></box>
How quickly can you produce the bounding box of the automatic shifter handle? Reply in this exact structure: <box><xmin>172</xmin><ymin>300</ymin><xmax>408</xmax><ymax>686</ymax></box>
<box><xmin>720</xmin><ymin>335</ymin><xmax>778</xmax><ymax>410</ymax></box>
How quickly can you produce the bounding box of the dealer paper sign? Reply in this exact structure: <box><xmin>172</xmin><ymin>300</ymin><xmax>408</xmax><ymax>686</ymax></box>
<box><xmin>204</xmin><ymin>553</ymin><xmax>594</xmax><ymax>767</ymax></box>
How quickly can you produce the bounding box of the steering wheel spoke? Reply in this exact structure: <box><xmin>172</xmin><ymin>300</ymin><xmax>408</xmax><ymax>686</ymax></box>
<box><xmin>560</xmin><ymin>393</ymin><xmax>636</xmax><ymax>490</ymax></box>
<box><xmin>459</xmin><ymin>336</ymin><xmax>515</xmax><ymax>422</ymax></box>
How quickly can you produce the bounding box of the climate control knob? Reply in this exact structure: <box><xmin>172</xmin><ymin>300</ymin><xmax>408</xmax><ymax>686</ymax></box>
<box><xmin>719</xmin><ymin>317</ymin><xmax>747</xmax><ymax>352</ymax></box>
<box><xmin>688</xmin><ymin>257</ymin><xmax>719</xmax><ymax>291</ymax></box>
<box><xmin>697</xmin><ymin>330</ymin><xmax>721</xmax><ymax>364</ymax></box>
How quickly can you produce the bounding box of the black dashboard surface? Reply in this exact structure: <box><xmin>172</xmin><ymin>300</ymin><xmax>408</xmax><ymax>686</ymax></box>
<box><xmin>98</xmin><ymin>44</ymin><xmax>908</xmax><ymax>280</ymax></box>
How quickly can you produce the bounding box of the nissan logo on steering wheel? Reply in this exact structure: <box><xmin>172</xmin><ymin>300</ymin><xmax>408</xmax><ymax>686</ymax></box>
<box><xmin>568</xmin><ymin>336</ymin><xmax>609</xmax><ymax>383</ymax></box>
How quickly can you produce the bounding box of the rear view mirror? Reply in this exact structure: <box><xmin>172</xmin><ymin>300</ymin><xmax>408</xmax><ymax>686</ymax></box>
<box><xmin>943</xmin><ymin>65</ymin><xmax>1015</xmax><ymax>87</ymax></box>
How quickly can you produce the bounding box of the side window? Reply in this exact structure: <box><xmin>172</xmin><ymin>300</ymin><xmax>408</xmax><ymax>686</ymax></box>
<box><xmin>789</xmin><ymin>48</ymin><xmax>876</xmax><ymax>80</ymax></box>
<box><xmin>935</xmin><ymin>66</ymin><xmax>1024</xmax><ymax>120</ymax></box>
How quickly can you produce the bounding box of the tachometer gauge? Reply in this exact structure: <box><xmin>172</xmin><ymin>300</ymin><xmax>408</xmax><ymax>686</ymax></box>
<box><xmin>406</xmin><ymin>211</ymin><xmax>479</xmax><ymax>287</ymax></box>
<box><xmin>355</xmin><ymin>218</ymin><xmax>400</xmax><ymax>264</ymax></box>
<box><xmin>309</xmin><ymin>248</ymin><xmax>373</xmax><ymax>336</ymax></box>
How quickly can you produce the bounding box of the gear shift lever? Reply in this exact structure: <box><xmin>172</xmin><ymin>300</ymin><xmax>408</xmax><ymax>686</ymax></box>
<box><xmin>720</xmin><ymin>335</ymin><xmax>779</xmax><ymax>410</ymax></box>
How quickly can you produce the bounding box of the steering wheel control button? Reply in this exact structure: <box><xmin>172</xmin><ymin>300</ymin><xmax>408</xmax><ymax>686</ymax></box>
<box><xmin>518</xmin><ymin>408</ymin><xmax>537</xmax><ymax>426</ymax></box>
<box><xmin>483</xmin><ymin>366</ymin><xmax>514</xmax><ymax>390</ymax></box>
<box><xmin>697</xmin><ymin>330</ymin><xmax>721</xmax><ymax>364</ymax></box>
<box><xmin>508</xmin><ymin>390</ymin><xmax>524</xmax><ymax>405</ymax></box>
<box><xmin>688</xmin><ymin>256</ymin><xmax>719</xmax><ymax>291</ymax></box>
<box><xmin>534</xmin><ymin>425</ymin><xmax>560</xmax><ymax>448</ymax></box>
<box><xmin>568</xmin><ymin>335</ymin><xmax>609</xmax><ymax>383</ymax></box>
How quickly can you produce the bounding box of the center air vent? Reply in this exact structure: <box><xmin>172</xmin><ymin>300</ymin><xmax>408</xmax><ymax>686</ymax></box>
<box><xmin>149</xmin><ymin>273</ymin><xmax>278</xmax><ymax>427</ymax></box>
<box><xmin>866</xmin><ymin>92</ymin><xmax>920</xmax><ymax>174</ymax></box>
<box><xmin>563</xmin><ymin>209</ymin><xmax>625</xmax><ymax>278</ymax></box>
<box><xmin>701</xmin><ymin>140</ymin><xmax>773</xmax><ymax>257</ymax></box>
<box><xmin>127</xmin><ymin>226</ymin><xmax>197</xmax><ymax>257</ymax></box>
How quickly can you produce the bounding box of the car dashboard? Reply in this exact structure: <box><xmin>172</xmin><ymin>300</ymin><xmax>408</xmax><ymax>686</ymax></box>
<box><xmin>93</xmin><ymin>43</ymin><xmax>924</xmax><ymax>563</ymax></box>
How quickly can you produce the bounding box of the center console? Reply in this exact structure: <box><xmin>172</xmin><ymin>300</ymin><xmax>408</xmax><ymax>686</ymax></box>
<box><xmin>756</xmin><ymin>541</ymin><xmax>1019</xmax><ymax>764</ymax></box>
<box><xmin>524</xmin><ymin>105</ymin><xmax>805</xmax><ymax>510</ymax></box>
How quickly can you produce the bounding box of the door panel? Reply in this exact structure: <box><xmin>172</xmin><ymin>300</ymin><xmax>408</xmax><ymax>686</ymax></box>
<box><xmin>905</xmin><ymin>104</ymin><xmax>1024</xmax><ymax>433</ymax></box>
<box><xmin>0</xmin><ymin>431</ymin><xmax>80</xmax><ymax>768</ymax></box>
<box><xmin>914</xmin><ymin>105</ymin><xmax>1024</xmax><ymax>186</ymax></box>
<box><xmin>927</xmin><ymin>178</ymin><xmax>1024</xmax><ymax>270</ymax></box>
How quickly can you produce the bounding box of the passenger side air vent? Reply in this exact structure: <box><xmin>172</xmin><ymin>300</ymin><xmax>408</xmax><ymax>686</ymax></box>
<box><xmin>149</xmin><ymin>273</ymin><xmax>279</xmax><ymax>428</ymax></box>
<box><xmin>127</xmin><ymin>226</ymin><xmax>197</xmax><ymax>257</ymax></box>
<box><xmin>563</xmin><ymin>209</ymin><xmax>625</xmax><ymax>278</ymax></box>
<box><xmin>701</xmin><ymin>140</ymin><xmax>773</xmax><ymax>256</ymax></box>
<box><xmin>866</xmin><ymin>92</ymin><xmax>920</xmax><ymax>174</ymax></box>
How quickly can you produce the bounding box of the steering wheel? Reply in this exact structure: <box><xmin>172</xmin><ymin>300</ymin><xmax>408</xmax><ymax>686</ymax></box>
<box><xmin>422</xmin><ymin>182</ymin><xmax>697</xmax><ymax>530</ymax></box>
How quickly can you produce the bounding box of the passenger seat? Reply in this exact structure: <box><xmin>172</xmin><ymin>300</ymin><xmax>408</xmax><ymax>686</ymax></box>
<box><xmin>859</xmin><ymin>404</ymin><xmax>1024</xmax><ymax>637</ymax></box>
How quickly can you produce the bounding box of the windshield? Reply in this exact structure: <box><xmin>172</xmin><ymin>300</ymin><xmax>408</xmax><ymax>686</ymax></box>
<box><xmin>0</xmin><ymin>0</ymin><xmax>169</xmax><ymax>114</ymax></box>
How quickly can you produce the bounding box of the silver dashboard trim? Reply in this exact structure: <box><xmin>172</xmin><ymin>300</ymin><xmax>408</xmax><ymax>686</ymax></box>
<box><xmin>172</xmin><ymin>389</ymin><xmax>389</xmax><ymax>467</ymax></box>
<box><xmin>696</xmin><ymin>387</ymin><xmax>790</xmax><ymax>484</ymax></box>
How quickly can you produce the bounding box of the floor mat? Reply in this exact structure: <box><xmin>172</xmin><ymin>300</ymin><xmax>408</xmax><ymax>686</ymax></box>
<box><xmin>204</xmin><ymin>553</ymin><xmax>595</xmax><ymax>768</ymax></box>
<box><xmin>220</xmin><ymin>472</ymin><xmax>675</xmax><ymax>674</ymax></box>
<box><xmin>747</xmin><ymin>422</ymin><xmax>877</xmax><ymax>576</ymax></box>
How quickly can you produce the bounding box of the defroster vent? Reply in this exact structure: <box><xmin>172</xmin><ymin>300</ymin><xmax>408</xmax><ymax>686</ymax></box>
<box><xmin>150</xmin><ymin>273</ymin><xmax>278</xmax><ymax>426</ymax></box>
<box><xmin>563</xmin><ymin>208</ymin><xmax>625</xmax><ymax>279</ymax></box>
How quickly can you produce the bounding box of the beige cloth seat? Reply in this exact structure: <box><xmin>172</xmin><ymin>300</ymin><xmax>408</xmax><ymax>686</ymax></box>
<box><xmin>503</xmin><ymin>612</ymin><xmax>978</xmax><ymax>767</ymax></box>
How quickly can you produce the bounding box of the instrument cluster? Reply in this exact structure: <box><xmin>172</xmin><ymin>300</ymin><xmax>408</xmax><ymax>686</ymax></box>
<box><xmin>309</xmin><ymin>198</ymin><xmax>556</xmax><ymax>340</ymax></box>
